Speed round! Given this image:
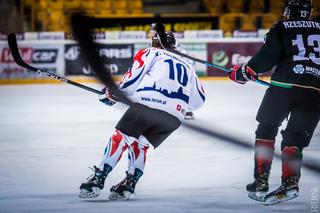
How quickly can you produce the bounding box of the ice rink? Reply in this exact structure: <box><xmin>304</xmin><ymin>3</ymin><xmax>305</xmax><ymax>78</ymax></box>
<box><xmin>0</xmin><ymin>81</ymin><xmax>319</xmax><ymax>213</ymax></box>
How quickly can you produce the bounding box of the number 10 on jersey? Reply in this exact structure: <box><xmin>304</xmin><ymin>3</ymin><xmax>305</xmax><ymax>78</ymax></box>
<box><xmin>165</xmin><ymin>59</ymin><xmax>189</xmax><ymax>86</ymax></box>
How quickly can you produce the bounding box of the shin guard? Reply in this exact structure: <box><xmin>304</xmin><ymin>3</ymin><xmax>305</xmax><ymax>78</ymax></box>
<box><xmin>127</xmin><ymin>135</ymin><xmax>149</xmax><ymax>174</ymax></box>
<box><xmin>100</xmin><ymin>129</ymin><xmax>129</xmax><ymax>169</ymax></box>
<box><xmin>254</xmin><ymin>139</ymin><xmax>275</xmax><ymax>180</ymax></box>
<box><xmin>281</xmin><ymin>146</ymin><xmax>302</xmax><ymax>182</ymax></box>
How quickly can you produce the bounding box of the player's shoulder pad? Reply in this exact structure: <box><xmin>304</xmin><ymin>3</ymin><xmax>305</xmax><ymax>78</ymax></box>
<box><xmin>270</xmin><ymin>20</ymin><xmax>283</xmax><ymax>30</ymax></box>
<box><xmin>134</xmin><ymin>48</ymin><xmax>149</xmax><ymax>55</ymax></box>
<box><xmin>264</xmin><ymin>21</ymin><xmax>282</xmax><ymax>42</ymax></box>
<box><xmin>133</xmin><ymin>48</ymin><xmax>154</xmax><ymax>60</ymax></box>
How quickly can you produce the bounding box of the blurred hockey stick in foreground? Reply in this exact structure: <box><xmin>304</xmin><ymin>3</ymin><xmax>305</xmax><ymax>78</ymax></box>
<box><xmin>183</xmin><ymin>122</ymin><xmax>320</xmax><ymax>175</ymax></box>
<box><xmin>7</xmin><ymin>33</ymin><xmax>103</xmax><ymax>95</ymax></box>
<box><xmin>70</xmin><ymin>13</ymin><xmax>131</xmax><ymax>105</ymax></box>
<box><xmin>70</xmin><ymin>13</ymin><xmax>320</xmax><ymax>175</ymax></box>
<box><xmin>154</xmin><ymin>23</ymin><xmax>270</xmax><ymax>87</ymax></box>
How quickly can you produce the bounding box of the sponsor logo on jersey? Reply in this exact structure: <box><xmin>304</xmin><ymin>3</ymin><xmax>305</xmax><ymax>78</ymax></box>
<box><xmin>141</xmin><ymin>97</ymin><xmax>167</xmax><ymax>105</ymax></box>
<box><xmin>305</xmin><ymin>66</ymin><xmax>320</xmax><ymax>77</ymax></box>
<box><xmin>293</xmin><ymin>64</ymin><xmax>305</xmax><ymax>74</ymax></box>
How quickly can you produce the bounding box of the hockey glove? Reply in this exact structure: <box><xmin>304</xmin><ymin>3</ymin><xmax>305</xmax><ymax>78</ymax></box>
<box><xmin>99</xmin><ymin>87</ymin><xmax>117</xmax><ymax>106</ymax></box>
<box><xmin>229</xmin><ymin>64</ymin><xmax>257</xmax><ymax>84</ymax></box>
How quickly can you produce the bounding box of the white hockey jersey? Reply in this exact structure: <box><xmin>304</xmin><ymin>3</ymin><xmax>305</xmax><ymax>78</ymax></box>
<box><xmin>118</xmin><ymin>47</ymin><xmax>205</xmax><ymax>120</ymax></box>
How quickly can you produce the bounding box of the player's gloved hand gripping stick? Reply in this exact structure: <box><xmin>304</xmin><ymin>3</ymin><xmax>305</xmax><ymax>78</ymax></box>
<box><xmin>99</xmin><ymin>86</ymin><xmax>118</xmax><ymax>106</ymax></box>
<box><xmin>229</xmin><ymin>64</ymin><xmax>258</xmax><ymax>84</ymax></box>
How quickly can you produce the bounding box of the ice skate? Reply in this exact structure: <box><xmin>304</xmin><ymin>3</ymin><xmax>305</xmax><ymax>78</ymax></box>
<box><xmin>185</xmin><ymin>111</ymin><xmax>195</xmax><ymax>120</ymax></box>
<box><xmin>264</xmin><ymin>176</ymin><xmax>299</xmax><ymax>205</ymax></box>
<box><xmin>246</xmin><ymin>178</ymin><xmax>269</xmax><ymax>202</ymax></box>
<box><xmin>108</xmin><ymin>168</ymin><xmax>143</xmax><ymax>200</ymax></box>
<box><xmin>79</xmin><ymin>165</ymin><xmax>110</xmax><ymax>199</ymax></box>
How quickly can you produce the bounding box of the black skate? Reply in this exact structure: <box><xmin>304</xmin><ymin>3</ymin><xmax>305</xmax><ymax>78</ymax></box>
<box><xmin>264</xmin><ymin>176</ymin><xmax>299</xmax><ymax>205</ymax></box>
<box><xmin>79</xmin><ymin>165</ymin><xmax>111</xmax><ymax>199</ymax></box>
<box><xmin>246</xmin><ymin>178</ymin><xmax>269</xmax><ymax>202</ymax></box>
<box><xmin>108</xmin><ymin>168</ymin><xmax>143</xmax><ymax>200</ymax></box>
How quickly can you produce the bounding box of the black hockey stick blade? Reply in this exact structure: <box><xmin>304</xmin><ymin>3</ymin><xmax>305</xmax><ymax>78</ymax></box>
<box><xmin>8</xmin><ymin>33</ymin><xmax>35</xmax><ymax>71</ymax></box>
<box><xmin>71</xmin><ymin>12</ymin><xmax>132</xmax><ymax>105</ymax></box>
<box><xmin>154</xmin><ymin>23</ymin><xmax>169</xmax><ymax>48</ymax></box>
<box><xmin>7</xmin><ymin>33</ymin><xmax>103</xmax><ymax>95</ymax></box>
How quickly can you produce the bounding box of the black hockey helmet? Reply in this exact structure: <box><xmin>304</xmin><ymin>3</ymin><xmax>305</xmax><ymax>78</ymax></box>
<box><xmin>284</xmin><ymin>0</ymin><xmax>313</xmax><ymax>20</ymax></box>
<box><xmin>165</xmin><ymin>32</ymin><xmax>176</xmax><ymax>48</ymax></box>
<box><xmin>152</xmin><ymin>31</ymin><xmax>176</xmax><ymax>49</ymax></box>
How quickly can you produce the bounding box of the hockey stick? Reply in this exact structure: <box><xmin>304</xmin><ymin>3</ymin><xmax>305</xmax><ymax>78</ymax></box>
<box><xmin>170</xmin><ymin>49</ymin><xmax>270</xmax><ymax>87</ymax></box>
<box><xmin>7</xmin><ymin>33</ymin><xmax>104</xmax><ymax>95</ymax></box>
<box><xmin>184</xmin><ymin>122</ymin><xmax>320</xmax><ymax>175</ymax></box>
<box><xmin>154</xmin><ymin>23</ymin><xmax>270</xmax><ymax>87</ymax></box>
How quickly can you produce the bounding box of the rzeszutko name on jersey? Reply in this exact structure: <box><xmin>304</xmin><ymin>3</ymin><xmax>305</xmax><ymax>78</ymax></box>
<box><xmin>283</xmin><ymin>21</ymin><xmax>320</xmax><ymax>29</ymax></box>
<box><xmin>118</xmin><ymin>47</ymin><xmax>205</xmax><ymax>120</ymax></box>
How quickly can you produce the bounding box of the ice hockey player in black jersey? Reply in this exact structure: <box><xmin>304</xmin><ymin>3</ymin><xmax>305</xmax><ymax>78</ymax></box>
<box><xmin>229</xmin><ymin>0</ymin><xmax>320</xmax><ymax>205</ymax></box>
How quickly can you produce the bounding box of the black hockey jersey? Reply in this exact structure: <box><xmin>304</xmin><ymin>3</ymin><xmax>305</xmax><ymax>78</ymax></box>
<box><xmin>248</xmin><ymin>20</ymin><xmax>320</xmax><ymax>91</ymax></box>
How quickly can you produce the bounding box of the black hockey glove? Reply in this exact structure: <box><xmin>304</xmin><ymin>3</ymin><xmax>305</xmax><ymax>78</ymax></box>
<box><xmin>229</xmin><ymin>64</ymin><xmax>257</xmax><ymax>84</ymax></box>
<box><xmin>99</xmin><ymin>87</ymin><xmax>117</xmax><ymax>106</ymax></box>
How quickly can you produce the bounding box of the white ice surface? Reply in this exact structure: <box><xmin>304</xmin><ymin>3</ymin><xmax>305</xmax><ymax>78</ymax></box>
<box><xmin>0</xmin><ymin>81</ymin><xmax>319</xmax><ymax>213</ymax></box>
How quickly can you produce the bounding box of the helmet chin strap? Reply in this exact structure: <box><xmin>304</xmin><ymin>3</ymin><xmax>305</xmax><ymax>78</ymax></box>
<box><xmin>283</xmin><ymin>7</ymin><xmax>289</xmax><ymax>19</ymax></box>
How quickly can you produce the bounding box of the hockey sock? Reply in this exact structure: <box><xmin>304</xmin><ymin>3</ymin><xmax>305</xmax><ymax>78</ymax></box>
<box><xmin>100</xmin><ymin>129</ymin><xmax>130</xmax><ymax>168</ymax></box>
<box><xmin>254</xmin><ymin>139</ymin><xmax>275</xmax><ymax>180</ymax></box>
<box><xmin>127</xmin><ymin>135</ymin><xmax>149</xmax><ymax>174</ymax></box>
<box><xmin>281</xmin><ymin>146</ymin><xmax>302</xmax><ymax>182</ymax></box>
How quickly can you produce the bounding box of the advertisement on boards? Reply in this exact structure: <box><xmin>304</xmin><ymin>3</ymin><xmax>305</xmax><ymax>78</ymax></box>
<box><xmin>64</xmin><ymin>43</ymin><xmax>134</xmax><ymax>76</ymax></box>
<box><xmin>0</xmin><ymin>44</ymin><xmax>64</xmax><ymax>79</ymax></box>
<box><xmin>207</xmin><ymin>42</ymin><xmax>265</xmax><ymax>76</ymax></box>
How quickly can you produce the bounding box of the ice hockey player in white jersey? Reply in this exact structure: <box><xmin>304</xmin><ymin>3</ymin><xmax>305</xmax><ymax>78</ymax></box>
<box><xmin>148</xmin><ymin>23</ymin><xmax>195</xmax><ymax>119</ymax></box>
<box><xmin>79</xmin><ymin>30</ymin><xmax>205</xmax><ymax>200</ymax></box>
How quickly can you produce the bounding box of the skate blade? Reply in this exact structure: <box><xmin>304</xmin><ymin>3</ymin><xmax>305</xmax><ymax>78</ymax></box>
<box><xmin>264</xmin><ymin>189</ymin><xmax>298</xmax><ymax>205</ymax></box>
<box><xmin>185</xmin><ymin>116</ymin><xmax>195</xmax><ymax>120</ymax></box>
<box><xmin>108</xmin><ymin>191</ymin><xmax>133</xmax><ymax>201</ymax></box>
<box><xmin>248</xmin><ymin>191</ymin><xmax>267</xmax><ymax>202</ymax></box>
<box><xmin>79</xmin><ymin>187</ymin><xmax>100</xmax><ymax>199</ymax></box>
